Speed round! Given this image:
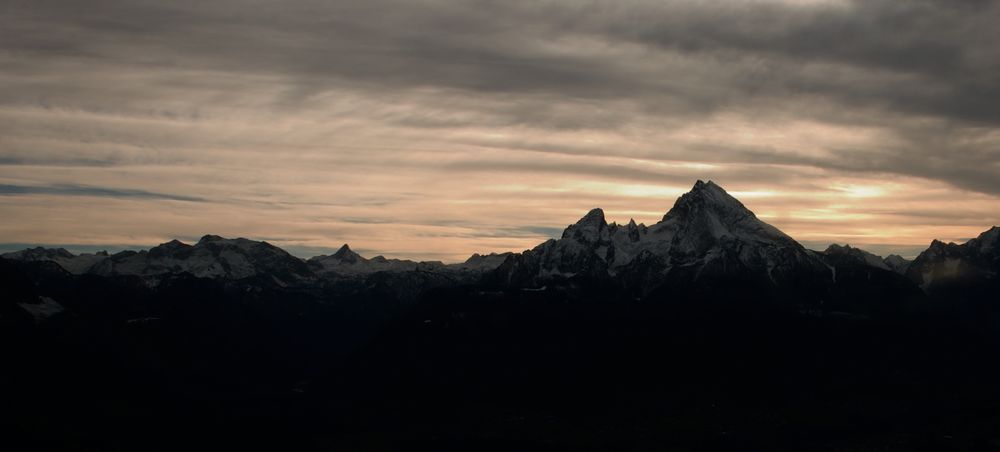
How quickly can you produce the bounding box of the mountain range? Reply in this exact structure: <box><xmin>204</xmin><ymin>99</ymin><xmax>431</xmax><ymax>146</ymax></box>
<box><xmin>6</xmin><ymin>180</ymin><xmax>997</xmax><ymax>303</ymax></box>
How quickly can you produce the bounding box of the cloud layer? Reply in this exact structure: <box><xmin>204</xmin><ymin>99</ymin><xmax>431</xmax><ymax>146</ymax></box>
<box><xmin>2</xmin><ymin>0</ymin><xmax>999</xmax><ymax>260</ymax></box>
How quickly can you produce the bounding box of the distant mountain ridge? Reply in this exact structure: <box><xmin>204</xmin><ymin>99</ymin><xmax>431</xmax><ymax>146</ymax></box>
<box><xmin>3</xmin><ymin>181</ymin><xmax>997</xmax><ymax>298</ymax></box>
<box><xmin>85</xmin><ymin>235</ymin><xmax>314</xmax><ymax>286</ymax></box>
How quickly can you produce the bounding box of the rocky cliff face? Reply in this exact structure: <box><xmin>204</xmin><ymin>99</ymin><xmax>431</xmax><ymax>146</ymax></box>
<box><xmin>906</xmin><ymin>227</ymin><xmax>1000</xmax><ymax>291</ymax></box>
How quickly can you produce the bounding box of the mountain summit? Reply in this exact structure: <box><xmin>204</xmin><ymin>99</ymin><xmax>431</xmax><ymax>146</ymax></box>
<box><xmin>562</xmin><ymin>208</ymin><xmax>610</xmax><ymax>244</ymax></box>
<box><xmin>655</xmin><ymin>180</ymin><xmax>798</xmax><ymax>254</ymax></box>
<box><xmin>332</xmin><ymin>244</ymin><xmax>363</xmax><ymax>264</ymax></box>
<box><xmin>662</xmin><ymin>180</ymin><xmax>750</xmax><ymax>221</ymax></box>
<box><xmin>493</xmin><ymin>180</ymin><xmax>832</xmax><ymax>292</ymax></box>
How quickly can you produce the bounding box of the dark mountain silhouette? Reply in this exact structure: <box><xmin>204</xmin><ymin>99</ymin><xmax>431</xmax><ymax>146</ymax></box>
<box><xmin>907</xmin><ymin>226</ymin><xmax>1000</xmax><ymax>291</ymax></box>
<box><xmin>3</xmin><ymin>180</ymin><xmax>1000</xmax><ymax>451</ymax></box>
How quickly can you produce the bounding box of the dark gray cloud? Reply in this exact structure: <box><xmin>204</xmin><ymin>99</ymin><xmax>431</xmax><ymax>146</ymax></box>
<box><xmin>0</xmin><ymin>183</ymin><xmax>205</xmax><ymax>202</ymax></box>
<box><xmin>0</xmin><ymin>155</ymin><xmax>118</xmax><ymax>167</ymax></box>
<box><xmin>5</xmin><ymin>0</ymin><xmax>996</xmax><ymax>192</ymax></box>
<box><xmin>3</xmin><ymin>1</ymin><xmax>994</xmax><ymax>106</ymax></box>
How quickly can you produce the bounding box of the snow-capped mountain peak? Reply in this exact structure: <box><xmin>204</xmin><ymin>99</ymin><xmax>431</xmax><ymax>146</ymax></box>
<box><xmin>661</xmin><ymin>180</ymin><xmax>750</xmax><ymax>222</ymax></box>
<box><xmin>495</xmin><ymin>180</ymin><xmax>831</xmax><ymax>289</ymax></box>
<box><xmin>653</xmin><ymin>180</ymin><xmax>795</xmax><ymax>253</ymax></box>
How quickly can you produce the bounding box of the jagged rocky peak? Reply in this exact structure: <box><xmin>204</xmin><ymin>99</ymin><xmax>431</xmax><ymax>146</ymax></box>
<box><xmin>332</xmin><ymin>244</ymin><xmax>364</xmax><ymax>263</ymax></box>
<box><xmin>824</xmin><ymin>243</ymin><xmax>876</xmax><ymax>257</ymax></box>
<box><xmin>562</xmin><ymin>208</ymin><xmax>610</xmax><ymax>243</ymax></box>
<box><xmin>654</xmin><ymin>180</ymin><xmax>794</xmax><ymax>249</ymax></box>
<box><xmin>625</xmin><ymin>218</ymin><xmax>643</xmax><ymax>242</ymax></box>
<box><xmin>923</xmin><ymin>239</ymin><xmax>958</xmax><ymax>259</ymax></box>
<box><xmin>662</xmin><ymin>180</ymin><xmax>752</xmax><ymax>222</ymax></box>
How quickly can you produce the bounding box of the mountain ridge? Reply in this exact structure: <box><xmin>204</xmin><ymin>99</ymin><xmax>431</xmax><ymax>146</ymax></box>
<box><xmin>3</xmin><ymin>180</ymin><xmax>997</xmax><ymax>297</ymax></box>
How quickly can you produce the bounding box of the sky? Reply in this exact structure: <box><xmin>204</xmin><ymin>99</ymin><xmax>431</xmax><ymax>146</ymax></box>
<box><xmin>2</xmin><ymin>0</ymin><xmax>999</xmax><ymax>262</ymax></box>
